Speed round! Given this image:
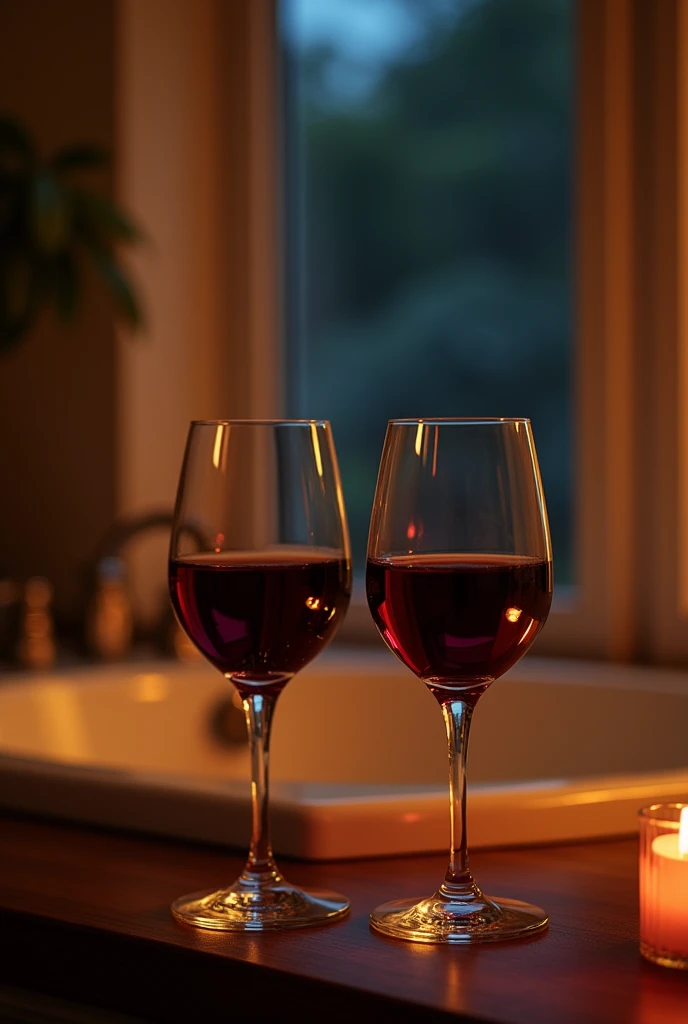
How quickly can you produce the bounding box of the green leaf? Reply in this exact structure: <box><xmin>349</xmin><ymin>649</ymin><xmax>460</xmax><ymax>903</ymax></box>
<box><xmin>0</xmin><ymin>315</ymin><xmax>35</xmax><ymax>351</ymax></box>
<box><xmin>30</xmin><ymin>171</ymin><xmax>71</xmax><ymax>253</ymax></box>
<box><xmin>88</xmin><ymin>246</ymin><xmax>144</xmax><ymax>331</ymax></box>
<box><xmin>48</xmin><ymin>250</ymin><xmax>80</xmax><ymax>322</ymax></box>
<box><xmin>1</xmin><ymin>249</ymin><xmax>34</xmax><ymax>322</ymax></box>
<box><xmin>0</xmin><ymin>176</ymin><xmax>27</xmax><ymax>237</ymax></box>
<box><xmin>51</xmin><ymin>144</ymin><xmax>110</xmax><ymax>174</ymax></box>
<box><xmin>0</xmin><ymin>116</ymin><xmax>33</xmax><ymax>161</ymax></box>
<box><xmin>71</xmin><ymin>188</ymin><xmax>144</xmax><ymax>245</ymax></box>
<box><xmin>0</xmin><ymin>247</ymin><xmax>39</xmax><ymax>348</ymax></box>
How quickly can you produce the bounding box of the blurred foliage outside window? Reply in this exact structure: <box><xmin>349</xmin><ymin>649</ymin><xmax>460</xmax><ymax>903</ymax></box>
<box><xmin>281</xmin><ymin>0</ymin><xmax>573</xmax><ymax>585</ymax></box>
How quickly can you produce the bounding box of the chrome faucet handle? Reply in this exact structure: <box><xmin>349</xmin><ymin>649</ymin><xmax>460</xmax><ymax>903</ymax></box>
<box><xmin>84</xmin><ymin>509</ymin><xmax>208</xmax><ymax>662</ymax></box>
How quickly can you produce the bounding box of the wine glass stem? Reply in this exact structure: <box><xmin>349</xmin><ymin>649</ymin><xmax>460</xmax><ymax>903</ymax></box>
<box><xmin>240</xmin><ymin>691</ymin><xmax>281</xmax><ymax>882</ymax></box>
<box><xmin>441</xmin><ymin>697</ymin><xmax>479</xmax><ymax>897</ymax></box>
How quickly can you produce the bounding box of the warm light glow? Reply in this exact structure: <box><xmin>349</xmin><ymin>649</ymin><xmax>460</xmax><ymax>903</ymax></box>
<box><xmin>414</xmin><ymin>422</ymin><xmax>424</xmax><ymax>456</ymax></box>
<box><xmin>130</xmin><ymin>673</ymin><xmax>169</xmax><ymax>703</ymax></box>
<box><xmin>212</xmin><ymin>424</ymin><xmax>227</xmax><ymax>469</ymax></box>
<box><xmin>305</xmin><ymin>596</ymin><xmax>321</xmax><ymax>610</ymax></box>
<box><xmin>679</xmin><ymin>807</ymin><xmax>688</xmax><ymax>856</ymax></box>
<box><xmin>310</xmin><ymin>423</ymin><xmax>324</xmax><ymax>477</ymax></box>
<box><xmin>406</xmin><ymin>523</ymin><xmax>416</xmax><ymax>539</ymax></box>
<box><xmin>25</xmin><ymin>577</ymin><xmax>52</xmax><ymax>609</ymax></box>
<box><xmin>505</xmin><ymin>607</ymin><xmax>522</xmax><ymax>623</ymax></box>
<box><xmin>35</xmin><ymin>685</ymin><xmax>89</xmax><ymax>760</ymax></box>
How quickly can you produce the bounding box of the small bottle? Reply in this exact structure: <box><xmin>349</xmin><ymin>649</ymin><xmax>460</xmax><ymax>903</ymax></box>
<box><xmin>15</xmin><ymin>576</ymin><xmax>57</xmax><ymax>671</ymax></box>
<box><xmin>84</xmin><ymin>556</ymin><xmax>134</xmax><ymax>661</ymax></box>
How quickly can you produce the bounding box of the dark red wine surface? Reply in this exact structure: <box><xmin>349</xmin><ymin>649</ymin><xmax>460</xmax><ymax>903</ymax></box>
<box><xmin>170</xmin><ymin>549</ymin><xmax>350</xmax><ymax>687</ymax></box>
<box><xmin>366</xmin><ymin>553</ymin><xmax>552</xmax><ymax>687</ymax></box>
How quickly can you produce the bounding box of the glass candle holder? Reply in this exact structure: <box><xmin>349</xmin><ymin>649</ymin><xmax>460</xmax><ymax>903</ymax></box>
<box><xmin>639</xmin><ymin>803</ymin><xmax>688</xmax><ymax>969</ymax></box>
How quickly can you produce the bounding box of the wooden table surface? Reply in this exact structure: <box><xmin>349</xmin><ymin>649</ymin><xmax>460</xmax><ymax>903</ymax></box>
<box><xmin>0</xmin><ymin>812</ymin><xmax>687</xmax><ymax>1023</ymax></box>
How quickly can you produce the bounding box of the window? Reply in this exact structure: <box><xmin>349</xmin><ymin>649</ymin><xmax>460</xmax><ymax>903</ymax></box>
<box><xmin>280</xmin><ymin>0</ymin><xmax>574</xmax><ymax>591</ymax></box>
<box><xmin>116</xmin><ymin>0</ymin><xmax>688</xmax><ymax>668</ymax></box>
<box><xmin>275</xmin><ymin>0</ymin><xmax>688</xmax><ymax>665</ymax></box>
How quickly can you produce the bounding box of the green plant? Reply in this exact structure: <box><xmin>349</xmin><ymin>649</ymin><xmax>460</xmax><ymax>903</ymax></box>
<box><xmin>0</xmin><ymin>115</ymin><xmax>145</xmax><ymax>351</ymax></box>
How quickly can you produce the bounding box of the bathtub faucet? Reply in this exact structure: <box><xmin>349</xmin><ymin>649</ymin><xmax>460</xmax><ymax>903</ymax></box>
<box><xmin>83</xmin><ymin>509</ymin><xmax>205</xmax><ymax>662</ymax></box>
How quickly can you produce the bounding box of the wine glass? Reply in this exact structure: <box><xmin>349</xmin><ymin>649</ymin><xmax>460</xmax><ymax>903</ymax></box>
<box><xmin>366</xmin><ymin>418</ymin><xmax>553</xmax><ymax>944</ymax></box>
<box><xmin>168</xmin><ymin>419</ymin><xmax>352</xmax><ymax>931</ymax></box>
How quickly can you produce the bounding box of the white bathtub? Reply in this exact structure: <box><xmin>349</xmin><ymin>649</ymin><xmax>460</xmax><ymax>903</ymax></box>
<box><xmin>0</xmin><ymin>648</ymin><xmax>687</xmax><ymax>860</ymax></box>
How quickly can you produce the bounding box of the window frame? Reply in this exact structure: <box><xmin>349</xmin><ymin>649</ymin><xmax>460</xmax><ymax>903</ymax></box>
<box><xmin>638</xmin><ymin>0</ymin><xmax>688</xmax><ymax>666</ymax></box>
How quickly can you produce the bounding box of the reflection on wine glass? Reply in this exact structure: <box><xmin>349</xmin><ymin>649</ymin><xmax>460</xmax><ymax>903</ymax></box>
<box><xmin>168</xmin><ymin>419</ymin><xmax>352</xmax><ymax>930</ymax></box>
<box><xmin>366</xmin><ymin>418</ymin><xmax>553</xmax><ymax>943</ymax></box>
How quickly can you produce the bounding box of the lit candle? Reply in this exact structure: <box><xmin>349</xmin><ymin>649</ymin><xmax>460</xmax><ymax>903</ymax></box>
<box><xmin>640</xmin><ymin>806</ymin><xmax>688</xmax><ymax>966</ymax></box>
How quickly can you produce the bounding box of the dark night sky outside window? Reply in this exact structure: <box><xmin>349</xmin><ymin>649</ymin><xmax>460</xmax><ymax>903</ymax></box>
<box><xmin>280</xmin><ymin>0</ymin><xmax>574</xmax><ymax>585</ymax></box>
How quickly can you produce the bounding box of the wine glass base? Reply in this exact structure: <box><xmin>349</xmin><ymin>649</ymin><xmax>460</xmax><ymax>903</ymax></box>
<box><xmin>171</xmin><ymin>880</ymin><xmax>350</xmax><ymax>932</ymax></box>
<box><xmin>370</xmin><ymin>893</ymin><xmax>548</xmax><ymax>944</ymax></box>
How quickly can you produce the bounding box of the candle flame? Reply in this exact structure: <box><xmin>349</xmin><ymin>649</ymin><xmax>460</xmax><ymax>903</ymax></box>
<box><xmin>679</xmin><ymin>807</ymin><xmax>688</xmax><ymax>856</ymax></box>
<box><xmin>212</xmin><ymin>424</ymin><xmax>228</xmax><ymax>469</ymax></box>
<box><xmin>310</xmin><ymin>423</ymin><xmax>324</xmax><ymax>478</ymax></box>
<box><xmin>414</xmin><ymin>422</ymin><xmax>424</xmax><ymax>457</ymax></box>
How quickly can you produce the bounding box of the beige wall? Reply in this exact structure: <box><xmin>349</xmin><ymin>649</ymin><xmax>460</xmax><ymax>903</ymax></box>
<box><xmin>0</xmin><ymin>0</ymin><xmax>118</xmax><ymax>628</ymax></box>
<box><xmin>115</xmin><ymin>0</ymin><xmax>281</xmax><ymax>626</ymax></box>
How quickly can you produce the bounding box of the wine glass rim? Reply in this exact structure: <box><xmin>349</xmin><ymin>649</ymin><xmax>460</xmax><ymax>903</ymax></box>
<box><xmin>387</xmin><ymin>417</ymin><xmax>532</xmax><ymax>425</ymax></box>
<box><xmin>188</xmin><ymin>418</ymin><xmax>331</xmax><ymax>427</ymax></box>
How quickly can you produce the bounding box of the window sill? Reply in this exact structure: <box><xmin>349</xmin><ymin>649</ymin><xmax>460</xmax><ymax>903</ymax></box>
<box><xmin>332</xmin><ymin>595</ymin><xmax>688</xmax><ymax>692</ymax></box>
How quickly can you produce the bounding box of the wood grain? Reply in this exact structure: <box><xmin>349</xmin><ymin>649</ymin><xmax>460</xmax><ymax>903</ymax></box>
<box><xmin>0</xmin><ymin>812</ymin><xmax>687</xmax><ymax>1023</ymax></box>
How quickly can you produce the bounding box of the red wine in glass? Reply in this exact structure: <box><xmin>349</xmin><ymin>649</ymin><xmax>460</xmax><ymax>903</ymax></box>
<box><xmin>366</xmin><ymin>553</ymin><xmax>552</xmax><ymax>692</ymax></box>
<box><xmin>170</xmin><ymin>550</ymin><xmax>351</xmax><ymax>689</ymax></box>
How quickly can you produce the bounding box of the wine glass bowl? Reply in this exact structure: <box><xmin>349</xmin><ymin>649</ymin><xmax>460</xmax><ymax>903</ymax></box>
<box><xmin>366</xmin><ymin>418</ymin><xmax>553</xmax><ymax>943</ymax></box>
<box><xmin>168</xmin><ymin>419</ymin><xmax>352</xmax><ymax>930</ymax></box>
